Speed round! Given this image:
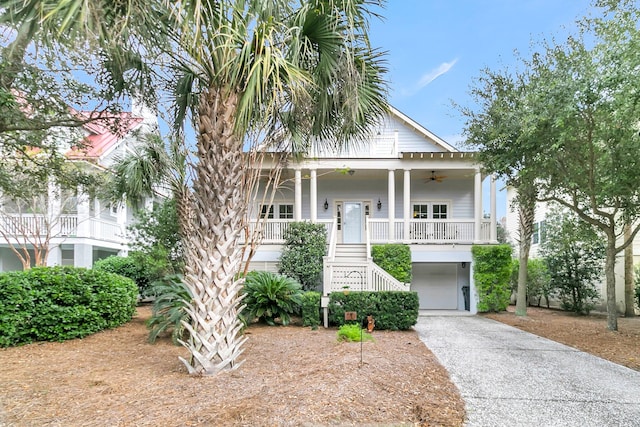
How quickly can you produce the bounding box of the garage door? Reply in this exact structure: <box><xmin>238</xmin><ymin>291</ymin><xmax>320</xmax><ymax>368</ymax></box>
<box><xmin>412</xmin><ymin>263</ymin><xmax>458</xmax><ymax>309</ymax></box>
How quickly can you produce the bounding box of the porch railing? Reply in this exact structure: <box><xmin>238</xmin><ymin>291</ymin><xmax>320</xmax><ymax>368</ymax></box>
<box><xmin>323</xmin><ymin>261</ymin><xmax>410</xmax><ymax>294</ymax></box>
<box><xmin>243</xmin><ymin>219</ymin><xmax>333</xmax><ymax>244</ymax></box>
<box><xmin>0</xmin><ymin>214</ymin><xmax>123</xmax><ymax>242</ymax></box>
<box><xmin>246</xmin><ymin>218</ymin><xmax>494</xmax><ymax>244</ymax></box>
<box><xmin>368</xmin><ymin>218</ymin><xmax>490</xmax><ymax>243</ymax></box>
<box><xmin>89</xmin><ymin>219</ymin><xmax>124</xmax><ymax>242</ymax></box>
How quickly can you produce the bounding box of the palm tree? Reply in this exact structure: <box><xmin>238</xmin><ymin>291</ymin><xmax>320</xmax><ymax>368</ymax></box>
<box><xmin>109</xmin><ymin>133</ymin><xmax>193</xmax><ymax>237</ymax></box>
<box><xmin>6</xmin><ymin>0</ymin><xmax>388</xmax><ymax>375</ymax></box>
<box><xmin>169</xmin><ymin>0</ymin><xmax>387</xmax><ymax>375</ymax></box>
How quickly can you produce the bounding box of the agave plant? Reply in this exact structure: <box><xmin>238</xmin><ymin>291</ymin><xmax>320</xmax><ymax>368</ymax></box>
<box><xmin>242</xmin><ymin>271</ymin><xmax>303</xmax><ymax>326</ymax></box>
<box><xmin>146</xmin><ymin>275</ymin><xmax>192</xmax><ymax>344</ymax></box>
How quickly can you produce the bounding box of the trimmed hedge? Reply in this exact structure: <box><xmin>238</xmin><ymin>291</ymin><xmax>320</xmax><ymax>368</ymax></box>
<box><xmin>472</xmin><ymin>245</ymin><xmax>512</xmax><ymax>312</ymax></box>
<box><xmin>301</xmin><ymin>291</ymin><xmax>321</xmax><ymax>329</ymax></box>
<box><xmin>371</xmin><ymin>244</ymin><xmax>412</xmax><ymax>283</ymax></box>
<box><xmin>328</xmin><ymin>291</ymin><xmax>418</xmax><ymax>330</ymax></box>
<box><xmin>278</xmin><ymin>222</ymin><xmax>327</xmax><ymax>291</ymax></box>
<box><xmin>0</xmin><ymin>266</ymin><xmax>137</xmax><ymax>347</ymax></box>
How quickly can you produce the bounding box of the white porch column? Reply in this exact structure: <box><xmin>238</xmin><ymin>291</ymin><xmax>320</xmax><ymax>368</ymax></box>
<box><xmin>74</xmin><ymin>243</ymin><xmax>93</xmax><ymax>268</ymax></box>
<box><xmin>48</xmin><ymin>180</ymin><xmax>61</xmax><ymax>237</ymax></box>
<box><xmin>490</xmin><ymin>174</ymin><xmax>498</xmax><ymax>243</ymax></box>
<box><xmin>403</xmin><ymin>169</ymin><xmax>411</xmax><ymax>243</ymax></box>
<box><xmin>117</xmin><ymin>202</ymin><xmax>127</xmax><ymax>244</ymax></box>
<box><xmin>46</xmin><ymin>246</ymin><xmax>62</xmax><ymax>267</ymax></box>
<box><xmin>310</xmin><ymin>169</ymin><xmax>317</xmax><ymax>223</ymax></box>
<box><xmin>76</xmin><ymin>190</ymin><xmax>91</xmax><ymax>238</ymax></box>
<box><xmin>294</xmin><ymin>168</ymin><xmax>302</xmax><ymax>221</ymax></box>
<box><xmin>474</xmin><ymin>169</ymin><xmax>482</xmax><ymax>243</ymax></box>
<box><xmin>387</xmin><ymin>169</ymin><xmax>395</xmax><ymax>241</ymax></box>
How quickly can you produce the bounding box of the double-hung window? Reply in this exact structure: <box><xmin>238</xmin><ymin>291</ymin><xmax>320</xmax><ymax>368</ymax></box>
<box><xmin>412</xmin><ymin>202</ymin><xmax>449</xmax><ymax>219</ymax></box>
<box><xmin>260</xmin><ymin>203</ymin><xmax>294</xmax><ymax>219</ymax></box>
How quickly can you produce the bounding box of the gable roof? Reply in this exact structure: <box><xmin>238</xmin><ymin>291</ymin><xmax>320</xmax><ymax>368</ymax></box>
<box><xmin>388</xmin><ymin>106</ymin><xmax>458</xmax><ymax>153</ymax></box>
<box><xmin>66</xmin><ymin>112</ymin><xmax>143</xmax><ymax>160</ymax></box>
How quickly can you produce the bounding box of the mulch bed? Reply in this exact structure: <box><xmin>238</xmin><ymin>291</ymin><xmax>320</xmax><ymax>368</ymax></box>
<box><xmin>0</xmin><ymin>305</ymin><xmax>466</xmax><ymax>426</ymax></box>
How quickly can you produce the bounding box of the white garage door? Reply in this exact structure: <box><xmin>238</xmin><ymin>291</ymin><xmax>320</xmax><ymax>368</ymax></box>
<box><xmin>412</xmin><ymin>263</ymin><xmax>458</xmax><ymax>309</ymax></box>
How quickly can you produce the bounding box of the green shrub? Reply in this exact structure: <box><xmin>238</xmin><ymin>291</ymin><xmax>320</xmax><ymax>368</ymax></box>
<box><xmin>540</xmin><ymin>209</ymin><xmax>604</xmax><ymax>315</ymax></box>
<box><xmin>301</xmin><ymin>291</ymin><xmax>321</xmax><ymax>329</ymax></box>
<box><xmin>328</xmin><ymin>291</ymin><xmax>418</xmax><ymax>330</ymax></box>
<box><xmin>337</xmin><ymin>323</ymin><xmax>373</xmax><ymax>342</ymax></box>
<box><xmin>242</xmin><ymin>271</ymin><xmax>303</xmax><ymax>326</ymax></box>
<box><xmin>371</xmin><ymin>244</ymin><xmax>412</xmax><ymax>283</ymax></box>
<box><xmin>510</xmin><ymin>258</ymin><xmax>552</xmax><ymax>307</ymax></box>
<box><xmin>126</xmin><ymin>198</ymin><xmax>184</xmax><ymax>275</ymax></box>
<box><xmin>278</xmin><ymin>222</ymin><xmax>327</xmax><ymax>291</ymax></box>
<box><xmin>0</xmin><ymin>266</ymin><xmax>137</xmax><ymax>347</ymax></box>
<box><xmin>472</xmin><ymin>245</ymin><xmax>512</xmax><ymax>312</ymax></box>
<box><xmin>94</xmin><ymin>255</ymin><xmax>152</xmax><ymax>297</ymax></box>
<box><xmin>146</xmin><ymin>275</ymin><xmax>191</xmax><ymax>344</ymax></box>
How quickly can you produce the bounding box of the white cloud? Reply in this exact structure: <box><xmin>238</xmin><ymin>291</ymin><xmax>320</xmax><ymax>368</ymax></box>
<box><xmin>404</xmin><ymin>58</ymin><xmax>458</xmax><ymax>95</ymax></box>
<box><xmin>416</xmin><ymin>59</ymin><xmax>458</xmax><ymax>90</ymax></box>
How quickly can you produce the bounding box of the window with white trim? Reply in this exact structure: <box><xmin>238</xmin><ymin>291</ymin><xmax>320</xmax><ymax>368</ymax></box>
<box><xmin>412</xmin><ymin>204</ymin><xmax>429</xmax><ymax>219</ymax></box>
<box><xmin>279</xmin><ymin>204</ymin><xmax>294</xmax><ymax>219</ymax></box>
<box><xmin>260</xmin><ymin>203</ymin><xmax>294</xmax><ymax>219</ymax></box>
<box><xmin>432</xmin><ymin>204</ymin><xmax>448</xmax><ymax>219</ymax></box>
<box><xmin>412</xmin><ymin>202</ymin><xmax>450</xmax><ymax>219</ymax></box>
<box><xmin>260</xmin><ymin>204</ymin><xmax>274</xmax><ymax>219</ymax></box>
<box><xmin>532</xmin><ymin>220</ymin><xmax>546</xmax><ymax>244</ymax></box>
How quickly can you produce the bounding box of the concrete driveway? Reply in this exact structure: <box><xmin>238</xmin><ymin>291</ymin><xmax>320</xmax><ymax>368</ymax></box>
<box><xmin>414</xmin><ymin>315</ymin><xmax>640</xmax><ymax>427</ymax></box>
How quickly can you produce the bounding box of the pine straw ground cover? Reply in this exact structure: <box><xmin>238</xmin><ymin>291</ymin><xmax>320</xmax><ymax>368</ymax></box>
<box><xmin>484</xmin><ymin>305</ymin><xmax>640</xmax><ymax>372</ymax></box>
<box><xmin>0</xmin><ymin>305</ymin><xmax>465</xmax><ymax>427</ymax></box>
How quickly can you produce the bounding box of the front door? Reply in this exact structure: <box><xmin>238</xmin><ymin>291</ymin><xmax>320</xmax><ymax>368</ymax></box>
<box><xmin>343</xmin><ymin>202</ymin><xmax>363</xmax><ymax>243</ymax></box>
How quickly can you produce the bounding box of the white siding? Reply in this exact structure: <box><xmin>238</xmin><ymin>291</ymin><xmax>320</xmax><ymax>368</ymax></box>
<box><xmin>255</xmin><ymin>172</ymin><xmax>476</xmax><ymax>221</ymax></box>
<box><xmin>247</xmin><ymin>261</ymin><xmax>279</xmax><ymax>273</ymax></box>
<box><xmin>390</xmin><ymin>115</ymin><xmax>446</xmax><ymax>153</ymax></box>
<box><xmin>306</xmin><ymin>112</ymin><xmax>449</xmax><ymax>159</ymax></box>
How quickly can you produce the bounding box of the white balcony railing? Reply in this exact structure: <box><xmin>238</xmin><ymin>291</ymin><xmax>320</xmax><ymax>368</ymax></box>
<box><xmin>89</xmin><ymin>219</ymin><xmax>124</xmax><ymax>242</ymax></box>
<box><xmin>368</xmin><ymin>218</ymin><xmax>492</xmax><ymax>244</ymax></box>
<box><xmin>0</xmin><ymin>214</ymin><xmax>123</xmax><ymax>243</ymax></box>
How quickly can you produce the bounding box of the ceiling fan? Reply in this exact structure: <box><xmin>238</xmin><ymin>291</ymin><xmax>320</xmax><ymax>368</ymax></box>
<box><xmin>427</xmin><ymin>170</ymin><xmax>447</xmax><ymax>183</ymax></box>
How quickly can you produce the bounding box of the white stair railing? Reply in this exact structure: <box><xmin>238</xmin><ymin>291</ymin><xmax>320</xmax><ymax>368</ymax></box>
<box><xmin>322</xmin><ymin>218</ymin><xmax>338</xmax><ymax>296</ymax></box>
<box><xmin>323</xmin><ymin>217</ymin><xmax>408</xmax><ymax>295</ymax></box>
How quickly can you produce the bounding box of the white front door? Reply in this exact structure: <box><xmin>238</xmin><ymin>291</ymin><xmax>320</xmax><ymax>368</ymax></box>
<box><xmin>343</xmin><ymin>202</ymin><xmax>363</xmax><ymax>243</ymax></box>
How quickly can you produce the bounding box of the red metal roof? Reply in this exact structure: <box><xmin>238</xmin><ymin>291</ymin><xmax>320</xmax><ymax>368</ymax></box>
<box><xmin>66</xmin><ymin>111</ymin><xmax>143</xmax><ymax>160</ymax></box>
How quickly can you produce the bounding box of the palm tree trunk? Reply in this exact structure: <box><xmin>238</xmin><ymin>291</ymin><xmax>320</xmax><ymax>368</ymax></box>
<box><xmin>178</xmin><ymin>86</ymin><xmax>248</xmax><ymax>375</ymax></box>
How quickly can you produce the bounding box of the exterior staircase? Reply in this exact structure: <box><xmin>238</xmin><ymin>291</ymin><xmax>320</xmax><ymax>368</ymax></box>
<box><xmin>333</xmin><ymin>244</ymin><xmax>368</xmax><ymax>263</ymax></box>
<box><xmin>323</xmin><ymin>243</ymin><xmax>409</xmax><ymax>294</ymax></box>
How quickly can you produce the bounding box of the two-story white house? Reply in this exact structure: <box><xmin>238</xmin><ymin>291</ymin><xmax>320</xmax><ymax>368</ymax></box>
<box><xmin>0</xmin><ymin>105</ymin><xmax>156</xmax><ymax>271</ymax></box>
<box><xmin>246</xmin><ymin>106</ymin><xmax>499</xmax><ymax>314</ymax></box>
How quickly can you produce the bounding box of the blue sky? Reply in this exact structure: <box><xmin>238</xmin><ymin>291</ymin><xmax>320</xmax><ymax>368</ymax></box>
<box><xmin>369</xmin><ymin>0</ymin><xmax>595</xmax><ymax>144</ymax></box>
<box><xmin>368</xmin><ymin>1</ymin><xmax>598</xmax><ymax>217</ymax></box>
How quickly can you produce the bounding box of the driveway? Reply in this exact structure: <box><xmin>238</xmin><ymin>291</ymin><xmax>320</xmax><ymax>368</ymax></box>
<box><xmin>414</xmin><ymin>315</ymin><xmax>640</xmax><ymax>427</ymax></box>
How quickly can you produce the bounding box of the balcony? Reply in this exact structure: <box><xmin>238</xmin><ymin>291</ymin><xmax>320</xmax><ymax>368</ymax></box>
<box><xmin>243</xmin><ymin>218</ymin><xmax>492</xmax><ymax>245</ymax></box>
<box><xmin>0</xmin><ymin>214</ymin><xmax>124</xmax><ymax>243</ymax></box>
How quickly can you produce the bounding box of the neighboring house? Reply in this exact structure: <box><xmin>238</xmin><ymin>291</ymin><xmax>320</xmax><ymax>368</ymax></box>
<box><xmin>247</xmin><ymin>106</ymin><xmax>499</xmax><ymax>315</ymax></box>
<box><xmin>0</xmin><ymin>103</ymin><xmax>157</xmax><ymax>271</ymax></box>
<box><xmin>505</xmin><ymin>187</ymin><xmax>638</xmax><ymax>313</ymax></box>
